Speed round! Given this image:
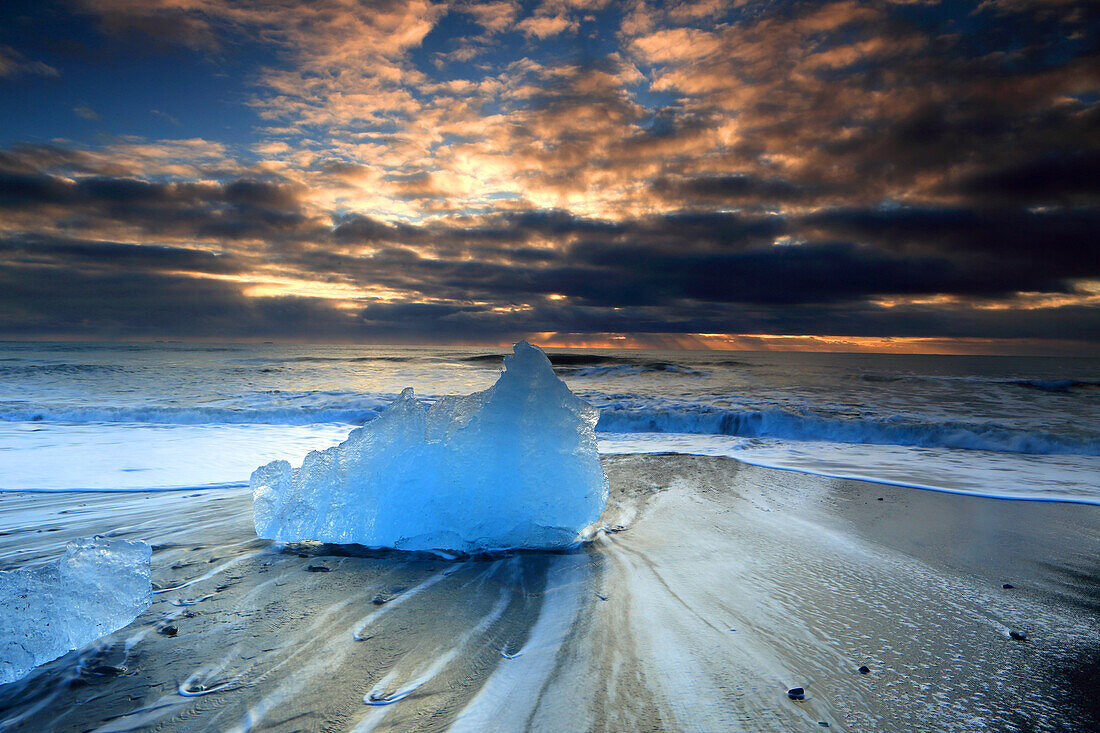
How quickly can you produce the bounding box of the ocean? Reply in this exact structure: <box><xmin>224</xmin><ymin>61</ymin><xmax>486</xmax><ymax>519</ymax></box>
<box><xmin>1</xmin><ymin>341</ymin><xmax>1098</xmax><ymax>502</ymax></box>
<box><xmin>3</xmin><ymin>341</ymin><xmax>1100</xmax><ymax>732</ymax></box>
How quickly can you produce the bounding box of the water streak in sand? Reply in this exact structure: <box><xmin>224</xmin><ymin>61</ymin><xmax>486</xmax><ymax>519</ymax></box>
<box><xmin>154</xmin><ymin>550</ymin><xmax>269</xmax><ymax>595</ymax></box>
<box><xmin>448</xmin><ymin>556</ymin><xmax>591</xmax><ymax>733</ymax></box>
<box><xmin>354</xmin><ymin>577</ymin><xmax>515</xmax><ymax>730</ymax></box>
<box><xmin>350</xmin><ymin>568</ymin><xmax>452</xmax><ymax>641</ymax></box>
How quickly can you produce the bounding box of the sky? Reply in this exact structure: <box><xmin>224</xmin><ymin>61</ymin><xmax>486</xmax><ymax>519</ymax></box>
<box><xmin>0</xmin><ymin>0</ymin><xmax>1098</xmax><ymax>353</ymax></box>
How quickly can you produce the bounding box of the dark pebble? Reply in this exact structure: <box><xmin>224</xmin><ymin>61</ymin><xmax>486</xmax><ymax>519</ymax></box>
<box><xmin>1002</xmin><ymin>583</ymin><xmax>1015</xmax><ymax>589</ymax></box>
<box><xmin>877</xmin><ymin>497</ymin><xmax>884</xmax><ymax>501</ymax></box>
<box><xmin>372</xmin><ymin>594</ymin><xmax>388</xmax><ymax>605</ymax></box>
<box><xmin>787</xmin><ymin>687</ymin><xmax>805</xmax><ymax>700</ymax></box>
<box><xmin>819</xmin><ymin>723</ymin><xmax>831</xmax><ymax>728</ymax></box>
<box><xmin>158</xmin><ymin>625</ymin><xmax>178</xmax><ymax>637</ymax></box>
<box><xmin>858</xmin><ymin>665</ymin><xmax>870</xmax><ymax>674</ymax></box>
<box><xmin>306</xmin><ymin>565</ymin><xmax>330</xmax><ymax>572</ymax></box>
<box><xmin>1010</xmin><ymin>630</ymin><xmax>1028</xmax><ymax>641</ymax></box>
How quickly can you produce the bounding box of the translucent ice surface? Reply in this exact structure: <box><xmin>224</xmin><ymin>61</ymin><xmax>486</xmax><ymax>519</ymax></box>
<box><xmin>252</xmin><ymin>341</ymin><xmax>609</xmax><ymax>552</ymax></box>
<box><xmin>0</xmin><ymin>538</ymin><xmax>152</xmax><ymax>685</ymax></box>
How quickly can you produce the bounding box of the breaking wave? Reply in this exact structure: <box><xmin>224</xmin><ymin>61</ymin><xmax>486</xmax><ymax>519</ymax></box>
<box><xmin>0</xmin><ymin>392</ymin><xmax>392</xmax><ymax>425</ymax></box>
<box><xmin>854</xmin><ymin>373</ymin><xmax>1100</xmax><ymax>394</ymax></box>
<box><xmin>228</xmin><ymin>355</ymin><xmax>419</xmax><ymax>366</ymax></box>
<box><xmin>1009</xmin><ymin>379</ymin><xmax>1100</xmax><ymax>393</ymax></box>
<box><xmin>595</xmin><ymin>406</ymin><xmax>1100</xmax><ymax>456</ymax></box>
<box><xmin>0</xmin><ymin>364</ymin><xmax>129</xmax><ymax>376</ymax></box>
<box><xmin>6</xmin><ymin>394</ymin><xmax>1096</xmax><ymax>457</ymax></box>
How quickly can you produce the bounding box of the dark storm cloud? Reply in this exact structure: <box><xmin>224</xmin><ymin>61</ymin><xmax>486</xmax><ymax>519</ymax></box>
<box><xmin>287</xmin><ymin>210</ymin><xmax>1080</xmax><ymax>312</ymax></box>
<box><xmin>0</xmin><ymin>262</ymin><xmax>355</xmax><ymax>339</ymax></box>
<box><xmin>333</xmin><ymin>209</ymin><xmax>783</xmax><ymax>255</ymax></box>
<box><xmin>349</xmin><ymin>299</ymin><xmax>1100</xmax><ymax>345</ymax></box>
<box><xmin>331</xmin><ymin>209</ymin><xmax>626</xmax><ymax>253</ymax></box>
<box><xmin>651</xmin><ymin>175</ymin><xmax>809</xmax><ymax>206</ymax></box>
<box><xmin>0</xmin><ymin>169</ymin><xmax>299</xmax><ymax>211</ymax></box>
<box><xmin>1</xmin><ymin>157</ymin><xmax>1097</xmax><ymax>342</ymax></box>
<box><xmin>3</xmin><ymin>227</ymin><xmax>1098</xmax><ymax>345</ymax></box>
<box><xmin>332</xmin><ymin>214</ymin><xmax>435</xmax><ymax>246</ymax></box>
<box><xmin>563</xmin><ymin>240</ymin><xmax>1072</xmax><ymax>305</ymax></box>
<box><xmin>950</xmin><ymin>151</ymin><xmax>1100</xmax><ymax>206</ymax></box>
<box><xmin>0</xmin><ymin>234</ymin><xmax>244</xmax><ymax>275</ymax></box>
<box><xmin>802</xmin><ymin>207</ymin><xmax>1100</xmax><ymax>277</ymax></box>
<box><xmin>0</xmin><ymin>165</ymin><xmax>314</xmax><ymax>241</ymax></box>
<box><xmin>833</xmin><ymin>91</ymin><xmax>1100</xmax><ymax>205</ymax></box>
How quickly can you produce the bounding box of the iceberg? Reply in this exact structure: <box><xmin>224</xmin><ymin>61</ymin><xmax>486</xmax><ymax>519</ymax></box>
<box><xmin>0</xmin><ymin>538</ymin><xmax>152</xmax><ymax>685</ymax></box>
<box><xmin>251</xmin><ymin>341</ymin><xmax>609</xmax><ymax>552</ymax></box>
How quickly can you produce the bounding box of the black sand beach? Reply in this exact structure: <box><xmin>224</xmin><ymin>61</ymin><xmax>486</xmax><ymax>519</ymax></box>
<box><xmin>1</xmin><ymin>455</ymin><xmax>1097</xmax><ymax>732</ymax></box>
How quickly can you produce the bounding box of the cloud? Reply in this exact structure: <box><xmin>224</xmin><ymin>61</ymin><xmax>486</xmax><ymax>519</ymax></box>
<box><xmin>950</xmin><ymin>150</ymin><xmax>1100</xmax><ymax>206</ymax></box>
<box><xmin>651</xmin><ymin>174</ymin><xmax>809</xmax><ymax>206</ymax></box>
<box><xmin>0</xmin><ymin>261</ymin><xmax>359</xmax><ymax>339</ymax></box>
<box><xmin>73</xmin><ymin>106</ymin><xmax>100</xmax><ymax>121</ymax></box>
<box><xmin>0</xmin><ymin>45</ymin><xmax>59</xmax><ymax>78</ymax></box>
<box><xmin>0</xmin><ymin>234</ymin><xmax>245</xmax><ymax>276</ymax></box>
<box><xmin>802</xmin><ymin>206</ymin><xmax>1100</xmax><ymax>278</ymax></box>
<box><xmin>457</xmin><ymin>1</ymin><xmax>521</xmax><ymax>34</ymax></box>
<box><xmin>0</xmin><ymin>161</ymin><xmax>316</xmax><ymax>245</ymax></box>
<box><xmin>516</xmin><ymin>13</ymin><xmax>578</xmax><ymax>38</ymax></box>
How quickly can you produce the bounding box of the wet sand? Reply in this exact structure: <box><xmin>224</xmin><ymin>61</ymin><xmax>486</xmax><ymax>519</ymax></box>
<box><xmin>0</xmin><ymin>454</ymin><xmax>1097</xmax><ymax>732</ymax></box>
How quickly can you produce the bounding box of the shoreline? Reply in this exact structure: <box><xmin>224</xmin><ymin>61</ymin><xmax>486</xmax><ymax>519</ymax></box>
<box><xmin>1</xmin><ymin>454</ymin><xmax>1097</xmax><ymax>731</ymax></box>
<box><xmin>5</xmin><ymin>445</ymin><xmax>1098</xmax><ymax>506</ymax></box>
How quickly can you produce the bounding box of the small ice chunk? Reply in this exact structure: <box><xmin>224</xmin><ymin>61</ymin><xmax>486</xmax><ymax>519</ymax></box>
<box><xmin>252</xmin><ymin>341</ymin><xmax>609</xmax><ymax>552</ymax></box>
<box><xmin>0</xmin><ymin>538</ymin><xmax>152</xmax><ymax>685</ymax></box>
